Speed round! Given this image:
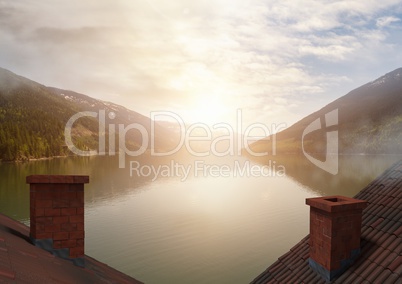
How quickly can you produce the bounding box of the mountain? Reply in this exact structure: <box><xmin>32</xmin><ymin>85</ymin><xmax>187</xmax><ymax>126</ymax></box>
<box><xmin>0</xmin><ymin>67</ymin><xmax>176</xmax><ymax>161</ymax></box>
<box><xmin>47</xmin><ymin>87</ymin><xmax>179</xmax><ymax>154</ymax></box>
<box><xmin>250</xmin><ymin>68</ymin><xmax>402</xmax><ymax>156</ymax></box>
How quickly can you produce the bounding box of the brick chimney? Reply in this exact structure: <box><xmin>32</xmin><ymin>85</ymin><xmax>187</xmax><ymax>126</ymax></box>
<box><xmin>306</xmin><ymin>195</ymin><xmax>367</xmax><ymax>281</ymax></box>
<box><xmin>26</xmin><ymin>175</ymin><xmax>89</xmax><ymax>267</ymax></box>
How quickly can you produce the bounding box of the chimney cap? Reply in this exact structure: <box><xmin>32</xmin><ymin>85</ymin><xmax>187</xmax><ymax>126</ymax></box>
<box><xmin>26</xmin><ymin>175</ymin><xmax>89</xmax><ymax>184</ymax></box>
<box><xmin>306</xmin><ymin>195</ymin><xmax>367</xmax><ymax>213</ymax></box>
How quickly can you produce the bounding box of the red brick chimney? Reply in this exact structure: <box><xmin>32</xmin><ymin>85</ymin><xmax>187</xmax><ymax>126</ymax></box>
<box><xmin>27</xmin><ymin>175</ymin><xmax>89</xmax><ymax>267</ymax></box>
<box><xmin>306</xmin><ymin>195</ymin><xmax>367</xmax><ymax>281</ymax></box>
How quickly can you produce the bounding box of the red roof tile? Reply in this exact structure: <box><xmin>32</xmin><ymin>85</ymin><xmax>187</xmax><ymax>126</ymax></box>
<box><xmin>0</xmin><ymin>213</ymin><xmax>143</xmax><ymax>283</ymax></box>
<box><xmin>251</xmin><ymin>160</ymin><xmax>402</xmax><ymax>283</ymax></box>
<box><xmin>388</xmin><ymin>255</ymin><xmax>402</xmax><ymax>273</ymax></box>
<box><xmin>375</xmin><ymin>269</ymin><xmax>392</xmax><ymax>283</ymax></box>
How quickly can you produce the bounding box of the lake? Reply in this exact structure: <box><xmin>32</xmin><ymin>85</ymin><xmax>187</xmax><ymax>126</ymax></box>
<box><xmin>0</xmin><ymin>154</ymin><xmax>400</xmax><ymax>283</ymax></box>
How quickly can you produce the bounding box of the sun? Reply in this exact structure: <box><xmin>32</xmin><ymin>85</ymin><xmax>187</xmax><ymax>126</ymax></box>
<box><xmin>168</xmin><ymin>66</ymin><xmax>235</xmax><ymax>125</ymax></box>
<box><xmin>184</xmin><ymin>91</ymin><xmax>233</xmax><ymax>125</ymax></box>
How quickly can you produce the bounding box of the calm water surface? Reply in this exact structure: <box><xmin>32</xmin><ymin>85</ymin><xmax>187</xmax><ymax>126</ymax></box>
<box><xmin>0</xmin><ymin>154</ymin><xmax>400</xmax><ymax>283</ymax></box>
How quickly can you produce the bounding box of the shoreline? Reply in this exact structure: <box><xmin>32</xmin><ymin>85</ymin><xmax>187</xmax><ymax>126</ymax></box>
<box><xmin>0</xmin><ymin>155</ymin><xmax>70</xmax><ymax>164</ymax></box>
<box><xmin>1</xmin><ymin>152</ymin><xmax>402</xmax><ymax>165</ymax></box>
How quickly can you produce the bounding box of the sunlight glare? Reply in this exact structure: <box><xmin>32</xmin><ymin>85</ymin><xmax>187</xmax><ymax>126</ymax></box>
<box><xmin>169</xmin><ymin>70</ymin><xmax>234</xmax><ymax>125</ymax></box>
<box><xmin>188</xmin><ymin>91</ymin><xmax>229</xmax><ymax>124</ymax></box>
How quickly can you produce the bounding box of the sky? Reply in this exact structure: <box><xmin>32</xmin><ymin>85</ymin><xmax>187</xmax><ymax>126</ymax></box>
<box><xmin>1</xmin><ymin>0</ymin><xmax>402</xmax><ymax>131</ymax></box>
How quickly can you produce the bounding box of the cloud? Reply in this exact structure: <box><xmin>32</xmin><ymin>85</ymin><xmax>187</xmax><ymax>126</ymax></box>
<box><xmin>1</xmin><ymin>0</ymin><xmax>402</xmax><ymax>127</ymax></box>
<box><xmin>376</xmin><ymin>16</ymin><xmax>401</xmax><ymax>28</ymax></box>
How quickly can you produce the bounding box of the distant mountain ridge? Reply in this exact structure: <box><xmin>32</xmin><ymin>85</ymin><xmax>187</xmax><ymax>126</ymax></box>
<box><xmin>2</xmin><ymin>67</ymin><xmax>401</xmax><ymax>161</ymax></box>
<box><xmin>0</xmin><ymin>67</ymin><xmax>175</xmax><ymax>161</ymax></box>
<box><xmin>47</xmin><ymin>87</ymin><xmax>177</xmax><ymax>152</ymax></box>
<box><xmin>250</xmin><ymin>68</ymin><xmax>402</xmax><ymax>156</ymax></box>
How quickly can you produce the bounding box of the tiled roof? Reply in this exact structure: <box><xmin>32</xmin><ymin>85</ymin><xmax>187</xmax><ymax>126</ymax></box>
<box><xmin>0</xmin><ymin>213</ymin><xmax>143</xmax><ymax>283</ymax></box>
<box><xmin>251</xmin><ymin>160</ymin><xmax>402</xmax><ymax>284</ymax></box>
